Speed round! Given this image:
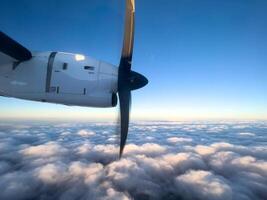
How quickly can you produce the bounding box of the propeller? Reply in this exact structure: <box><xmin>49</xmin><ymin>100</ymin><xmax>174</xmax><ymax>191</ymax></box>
<box><xmin>118</xmin><ymin>0</ymin><xmax>148</xmax><ymax>157</ymax></box>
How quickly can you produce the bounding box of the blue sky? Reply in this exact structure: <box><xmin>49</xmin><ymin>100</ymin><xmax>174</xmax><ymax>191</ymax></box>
<box><xmin>0</xmin><ymin>0</ymin><xmax>266</xmax><ymax>120</ymax></box>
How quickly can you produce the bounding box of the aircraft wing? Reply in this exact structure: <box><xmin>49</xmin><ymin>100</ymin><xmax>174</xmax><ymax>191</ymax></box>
<box><xmin>0</xmin><ymin>31</ymin><xmax>32</xmax><ymax>65</ymax></box>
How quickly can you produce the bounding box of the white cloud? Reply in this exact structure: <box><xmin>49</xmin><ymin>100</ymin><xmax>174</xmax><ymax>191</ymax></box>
<box><xmin>175</xmin><ymin>170</ymin><xmax>232</xmax><ymax>200</ymax></box>
<box><xmin>76</xmin><ymin>142</ymin><xmax>92</xmax><ymax>154</ymax></box>
<box><xmin>77</xmin><ymin>129</ymin><xmax>95</xmax><ymax>137</ymax></box>
<box><xmin>167</xmin><ymin>137</ymin><xmax>192</xmax><ymax>143</ymax></box>
<box><xmin>124</xmin><ymin>143</ymin><xmax>166</xmax><ymax>156</ymax></box>
<box><xmin>69</xmin><ymin>161</ymin><xmax>104</xmax><ymax>184</ymax></box>
<box><xmin>36</xmin><ymin>163</ymin><xmax>67</xmax><ymax>184</ymax></box>
<box><xmin>0</xmin><ymin>122</ymin><xmax>267</xmax><ymax>200</ymax></box>
<box><xmin>231</xmin><ymin>156</ymin><xmax>267</xmax><ymax>177</ymax></box>
<box><xmin>21</xmin><ymin>142</ymin><xmax>66</xmax><ymax>157</ymax></box>
<box><xmin>239</xmin><ymin>132</ymin><xmax>256</xmax><ymax>136</ymax></box>
<box><xmin>104</xmin><ymin>188</ymin><xmax>130</xmax><ymax>200</ymax></box>
<box><xmin>195</xmin><ymin>145</ymin><xmax>216</xmax><ymax>155</ymax></box>
<box><xmin>60</xmin><ymin>131</ymin><xmax>71</xmax><ymax>136</ymax></box>
<box><xmin>162</xmin><ymin>153</ymin><xmax>207</xmax><ymax>173</ymax></box>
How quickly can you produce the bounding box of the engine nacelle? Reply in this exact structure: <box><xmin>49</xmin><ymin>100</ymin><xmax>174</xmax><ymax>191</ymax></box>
<box><xmin>0</xmin><ymin>51</ymin><xmax>119</xmax><ymax>108</ymax></box>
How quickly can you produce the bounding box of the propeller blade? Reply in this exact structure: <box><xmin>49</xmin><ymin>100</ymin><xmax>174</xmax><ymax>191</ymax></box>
<box><xmin>0</xmin><ymin>31</ymin><xmax>32</xmax><ymax>62</ymax></box>
<box><xmin>119</xmin><ymin>0</ymin><xmax>135</xmax><ymax>72</ymax></box>
<box><xmin>119</xmin><ymin>88</ymin><xmax>131</xmax><ymax>158</ymax></box>
<box><xmin>117</xmin><ymin>0</ymin><xmax>135</xmax><ymax>158</ymax></box>
<box><xmin>117</xmin><ymin>0</ymin><xmax>148</xmax><ymax>157</ymax></box>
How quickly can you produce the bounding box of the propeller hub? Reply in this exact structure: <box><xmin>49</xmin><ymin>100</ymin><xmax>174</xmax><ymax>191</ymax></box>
<box><xmin>129</xmin><ymin>71</ymin><xmax>148</xmax><ymax>91</ymax></box>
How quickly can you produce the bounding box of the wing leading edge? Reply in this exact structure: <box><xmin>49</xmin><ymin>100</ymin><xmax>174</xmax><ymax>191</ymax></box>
<box><xmin>0</xmin><ymin>31</ymin><xmax>32</xmax><ymax>63</ymax></box>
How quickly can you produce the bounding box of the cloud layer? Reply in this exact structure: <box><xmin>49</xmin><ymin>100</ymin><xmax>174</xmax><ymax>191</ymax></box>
<box><xmin>0</xmin><ymin>121</ymin><xmax>266</xmax><ymax>200</ymax></box>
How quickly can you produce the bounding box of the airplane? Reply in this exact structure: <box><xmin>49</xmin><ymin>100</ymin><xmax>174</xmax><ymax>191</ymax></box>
<box><xmin>0</xmin><ymin>0</ymin><xmax>148</xmax><ymax>157</ymax></box>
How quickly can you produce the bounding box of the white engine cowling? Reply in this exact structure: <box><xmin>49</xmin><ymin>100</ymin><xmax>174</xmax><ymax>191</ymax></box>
<box><xmin>0</xmin><ymin>51</ymin><xmax>119</xmax><ymax>107</ymax></box>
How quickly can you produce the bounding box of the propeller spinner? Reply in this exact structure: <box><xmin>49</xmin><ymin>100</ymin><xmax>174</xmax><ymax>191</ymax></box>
<box><xmin>118</xmin><ymin>0</ymin><xmax>148</xmax><ymax>157</ymax></box>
